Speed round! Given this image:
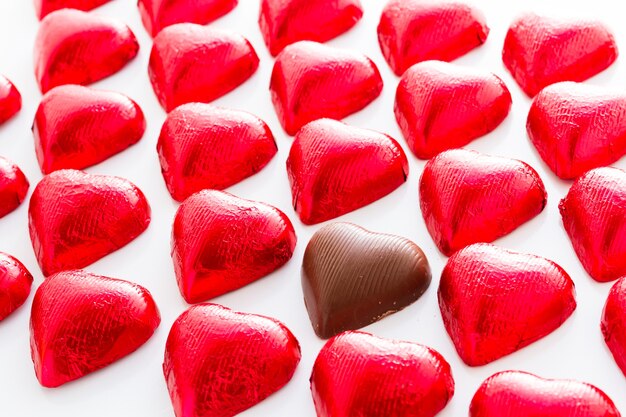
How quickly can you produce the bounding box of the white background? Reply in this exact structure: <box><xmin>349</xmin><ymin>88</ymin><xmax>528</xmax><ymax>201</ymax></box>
<box><xmin>1</xmin><ymin>0</ymin><xmax>626</xmax><ymax>416</ymax></box>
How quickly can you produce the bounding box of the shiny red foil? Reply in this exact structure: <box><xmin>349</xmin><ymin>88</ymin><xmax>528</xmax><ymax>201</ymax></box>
<box><xmin>138</xmin><ymin>0</ymin><xmax>238</xmax><ymax>37</ymax></box>
<box><xmin>287</xmin><ymin>119</ymin><xmax>408</xmax><ymax>225</ymax></box>
<box><xmin>30</xmin><ymin>270</ymin><xmax>160</xmax><ymax>387</ymax></box>
<box><xmin>0</xmin><ymin>252</ymin><xmax>33</xmax><ymax>321</ymax></box>
<box><xmin>420</xmin><ymin>149</ymin><xmax>546</xmax><ymax>256</ymax></box>
<box><xmin>395</xmin><ymin>61</ymin><xmax>511</xmax><ymax>160</ymax></box>
<box><xmin>33</xmin><ymin>85</ymin><xmax>146</xmax><ymax>174</ymax></box>
<box><xmin>603</xmin><ymin>278</ymin><xmax>626</xmax><ymax>378</ymax></box>
<box><xmin>439</xmin><ymin>244</ymin><xmax>576</xmax><ymax>366</ymax></box>
<box><xmin>560</xmin><ymin>167</ymin><xmax>626</xmax><ymax>282</ymax></box>
<box><xmin>34</xmin><ymin>9</ymin><xmax>139</xmax><ymax>93</ymax></box>
<box><xmin>0</xmin><ymin>75</ymin><xmax>21</xmax><ymax>124</ymax></box>
<box><xmin>470</xmin><ymin>371</ymin><xmax>620</xmax><ymax>417</ymax></box>
<box><xmin>163</xmin><ymin>303</ymin><xmax>301</xmax><ymax>417</ymax></box>
<box><xmin>172</xmin><ymin>190</ymin><xmax>296</xmax><ymax>303</ymax></box>
<box><xmin>259</xmin><ymin>0</ymin><xmax>363</xmax><ymax>56</ymax></box>
<box><xmin>270</xmin><ymin>41</ymin><xmax>383</xmax><ymax>135</ymax></box>
<box><xmin>528</xmin><ymin>82</ymin><xmax>626</xmax><ymax>180</ymax></box>
<box><xmin>0</xmin><ymin>157</ymin><xmax>29</xmax><ymax>219</ymax></box>
<box><xmin>378</xmin><ymin>0</ymin><xmax>489</xmax><ymax>76</ymax></box>
<box><xmin>29</xmin><ymin>170</ymin><xmax>151</xmax><ymax>277</ymax></box>
<box><xmin>34</xmin><ymin>0</ymin><xmax>112</xmax><ymax>19</ymax></box>
<box><xmin>149</xmin><ymin>24</ymin><xmax>259</xmax><ymax>112</ymax></box>
<box><xmin>311</xmin><ymin>331</ymin><xmax>454</xmax><ymax>417</ymax></box>
<box><xmin>503</xmin><ymin>13</ymin><xmax>618</xmax><ymax>97</ymax></box>
<box><xmin>157</xmin><ymin>104</ymin><xmax>277</xmax><ymax>202</ymax></box>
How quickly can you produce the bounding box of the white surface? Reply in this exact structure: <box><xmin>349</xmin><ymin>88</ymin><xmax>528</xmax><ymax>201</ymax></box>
<box><xmin>0</xmin><ymin>0</ymin><xmax>625</xmax><ymax>416</ymax></box>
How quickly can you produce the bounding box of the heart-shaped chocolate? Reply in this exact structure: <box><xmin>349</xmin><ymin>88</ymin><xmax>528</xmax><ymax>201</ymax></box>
<box><xmin>528</xmin><ymin>82</ymin><xmax>626</xmax><ymax>179</ymax></box>
<box><xmin>34</xmin><ymin>9</ymin><xmax>139</xmax><ymax>93</ymax></box>
<box><xmin>439</xmin><ymin>243</ymin><xmax>576</xmax><ymax>366</ymax></box>
<box><xmin>311</xmin><ymin>331</ymin><xmax>454</xmax><ymax>417</ymax></box>
<box><xmin>34</xmin><ymin>0</ymin><xmax>112</xmax><ymax>19</ymax></box>
<box><xmin>470</xmin><ymin>371</ymin><xmax>619</xmax><ymax>417</ymax></box>
<box><xmin>0</xmin><ymin>252</ymin><xmax>33</xmax><ymax>321</ymax></box>
<box><xmin>0</xmin><ymin>157</ymin><xmax>29</xmax><ymax>219</ymax></box>
<box><xmin>603</xmin><ymin>277</ymin><xmax>626</xmax><ymax>378</ymax></box>
<box><xmin>395</xmin><ymin>61</ymin><xmax>511</xmax><ymax>159</ymax></box>
<box><xmin>172</xmin><ymin>190</ymin><xmax>296</xmax><ymax>303</ymax></box>
<box><xmin>157</xmin><ymin>104</ymin><xmax>277</xmax><ymax>202</ymax></box>
<box><xmin>378</xmin><ymin>0</ymin><xmax>489</xmax><ymax>75</ymax></box>
<box><xmin>302</xmin><ymin>222</ymin><xmax>431</xmax><ymax>339</ymax></box>
<box><xmin>138</xmin><ymin>0</ymin><xmax>238</xmax><ymax>37</ymax></box>
<box><xmin>163</xmin><ymin>303</ymin><xmax>301</xmax><ymax>417</ymax></box>
<box><xmin>33</xmin><ymin>85</ymin><xmax>146</xmax><ymax>174</ymax></box>
<box><xmin>30</xmin><ymin>270</ymin><xmax>160</xmax><ymax>387</ymax></box>
<box><xmin>287</xmin><ymin>118</ymin><xmax>408</xmax><ymax>225</ymax></box>
<box><xmin>420</xmin><ymin>149</ymin><xmax>547</xmax><ymax>256</ymax></box>
<box><xmin>560</xmin><ymin>167</ymin><xmax>626</xmax><ymax>282</ymax></box>
<box><xmin>0</xmin><ymin>75</ymin><xmax>21</xmax><ymax>124</ymax></box>
<box><xmin>270</xmin><ymin>41</ymin><xmax>383</xmax><ymax>135</ymax></box>
<box><xmin>503</xmin><ymin>13</ymin><xmax>618</xmax><ymax>97</ymax></box>
<box><xmin>29</xmin><ymin>170</ymin><xmax>151</xmax><ymax>276</ymax></box>
<box><xmin>149</xmin><ymin>24</ymin><xmax>259</xmax><ymax>112</ymax></box>
<box><xmin>259</xmin><ymin>0</ymin><xmax>363</xmax><ymax>56</ymax></box>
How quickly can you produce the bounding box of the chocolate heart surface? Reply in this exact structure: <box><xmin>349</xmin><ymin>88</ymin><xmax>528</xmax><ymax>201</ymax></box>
<box><xmin>378</xmin><ymin>0</ymin><xmax>489</xmax><ymax>76</ymax></box>
<box><xmin>287</xmin><ymin>119</ymin><xmax>408</xmax><ymax>225</ymax></box>
<box><xmin>602</xmin><ymin>277</ymin><xmax>626</xmax><ymax>378</ymax></box>
<box><xmin>138</xmin><ymin>0</ymin><xmax>238</xmax><ymax>37</ymax></box>
<box><xmin>29</xmin><ymin>170</ymin><xmax>151</xmax><ymax>276</ymax></box>
<box><xmin>259</xmin><ymin>0</ymin><xmax>363</xmax><ymax>56</ymax></box>
<box><xmin>157</xmin><ymin>104</ymin><xmax>277</xmax><ymax>202</ymax></box>
<box><xmin>439</xmin><ymin>243</ymin><xmax>576</xmax><ymax>366</ymax></box>
<box><xmin>172</xmin><ymin>190</ymin><xmax>296</xmax><ymax>303</ymax></box>
<box><xmin>420</xmin><ymin>149</ymin><xmax>547</xmax><ymax>256</ymax></box>
<box><xmin>395</xmin><ymin>61</ymin><xmax>511</xmax><ymax>160</ymax></box>
<box><xmin>311</xmin><ymin>331</ymin><xmax>454</xmax><ymax>417</ymax></box>
<box><xmin>0</xmin><ymin>75</ymin><xmax>21</xmax><ymax>124</ymax></box>
<box><xmin>34</xmin><ymin>9</ymin><xmax>139</xmax><ymax>93</ymax></box>
<box><xmin>30</xmin><ymin>270</ymin><xmax>160</xmax><ymax>387</ymax></box>
<box><xmin>34</xmin><ymin>0</ymin><xmax>112</xmax><ymax>19</ymax></box>
<box><xmin>528</xmin><ymin>82</ymin><xmax>626</xmax><ymax>180</ymax></box>
<box><xmin>0</xmin><ymin>157</ymin><xmax>29</xmax><ymax>219</ymax></box>
<box><xmin>163</xmin><ymin>303</ymin><xmax>301</xmax><ymax>417</ymax></box>
<box><xmin>270</xmin><ymin>41</ymin><xmax>383</xmax><ymax>135</ymax></box>
<box><xmin>502</xmin><ymin>13</ymin><xmax>618</xmax><ymax>97</ymax></box>
<box><xmin>149</xmin><ymin>24</ymin><xmax>259</xmax><ymax>112</ymax></box>
<box><xmin>0</xmin><ymin>253</ymin><xmax>33</xmax><ymax>321</ymax></box>
<box><xmin>33</xmin><ymin>85</ymin><xmax>146</xmax><ymax>174</ymax></box>
<box><xmin>302</xmin><ymin>222</ymin><xmax>431</xmax><ymax>339</ymax></box>
<box><xmin>560</xmin><ymin>167</ymin><xmax>626</xmax><ymax>282</ymax></box>
<box><xmin>470</xmin><ymin>371</ymin><xmax>620</xmax><ymax>417</ymax></box>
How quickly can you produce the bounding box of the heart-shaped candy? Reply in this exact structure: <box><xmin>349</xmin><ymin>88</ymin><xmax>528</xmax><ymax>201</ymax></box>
<box><xmin>0</xmin><ymin>157</ymin><xmax>29</xmax><ymax>219</ymax></box>
<box><xmin>378</xmin><ymin>0</ymin><xmax>489</xmax><ymax>75</ymax></box>
<box><xmin>259</xmin><ymin>0</ymin><xmax>363</xmax><ymax>56</ymax></box>
<box><xmin>395</xmin><ymin>61</ymin><xmax>511</xmax><ymax>159</ymax></box>
<box><xmin>34</xmin><ymin>9</ymin><xmax>139</xmax><ymax>93</ymax></box>
<box><xmin>302</xmin><ymin>222</ymin><xmax>431</xmax><ymax>339</ymax></box>
<box><xmin>560</xmin><ymin>167</ymin><xmax>626</xmax><ymax>282</ymax></box>
<box><xmin>503</xmin><ymin>13</ymin><xmax>618</xmax><ymax>97</ymax></box>
<box><xmin>30</xmin><ymin>270</ymin><xmax>160</xmax><ymax>387</ymax></box>
<box><xmin>311</xmin><ymin>331</ymin><xmax>454</xmax><ymax>417</ymax></box>
<box><xmin>602</xmin><ymin>278</ymin><xmax>626</xmax><ymax>378</ymax></box>
<box><xmin>528</xmin><ymin>82</ymin><xmax>626</xmax><ymax>179</ymax></box>
<box><xmin>163</xmin><ymin>303</ymin><xmax>301</xmax><ymax>417</ymax></box>
<box><xmin>138</xmin><ymin>0</ymin><xmax>238</xmax><ymax>37</ymax></box>
<box><xmin>470</xmin><ymin>371</ymin><xmax>619</xmax><ymax>417</ymax></box>
<box><xmin>157</xmin><ymin>104</ymin><xmax>277</xmax><ymax>202</ymax></box>
<box><xmin>439</xmin><ymin>243</ymin><xmax>576</xmax><ymax>366</ymax></box>
<box><xmin>149</xmin><ymin>24</ymin><xmax>259</xmax><ymax>112</ymax></box>
<box><xmin>0</xmin><ymin>75</ymin><xmax>21</xmax><ymax>124</ymax></box>
<box><xmin>287</xmin><ymin>119</ymin><xmax>408</xmax><ymax>225</ymax></box>
<box><xmin>172</xmin><ymin>190</ymin><xmax>296</xmax><ymax>303</ymax></box>
<box><xmin>0</xmin><ymin>253</ymin><xmax>33</xmax><ymax>321</ymax></box>
<box><xmin>420</xmin><ymin>149</ymin><xmax>547</xmax><ymax>256</ymax></box>
<box><xmin>33</xmin><ymin>85</ymin><xmax>146</xmax><ymax>174</ymax></box>
<box><xmin>34</xmin><ymin>0</ymin><xmax>112</xmax><ymax>19</ymax></box>
<box><xmin>29</xmin><ymin>170</ymin><xmax>151</xmax><ymax>276</ymax></box>
<box><xmin>270</xmin><ymin>41</ymin><xmax>383</xmax><ymax>135</ymax></box>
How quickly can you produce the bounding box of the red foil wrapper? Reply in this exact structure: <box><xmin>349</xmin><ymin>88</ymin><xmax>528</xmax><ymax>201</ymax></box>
<box><xmin>0</xmin><ymin>253</ymin><xmax>33</xmax><ymax>321</ymax></box>
<box><xmin>603</xmin><ymin>278</ymin><xmax>626</xmax><ymax>378</ymax></box>
<box><xmin>0</xmin><ymin>156</ymin><xmax>29</xmax><ymax>219</ymax></box>
<box><xmin>34</xmin><ymin>0</ymin><xmax>112</xmax><ymax>20</ymax></box>
<box><xmin>0</xmin><ymin>75</ymin><xmax>21</xmax><ymax>124</ymax></box>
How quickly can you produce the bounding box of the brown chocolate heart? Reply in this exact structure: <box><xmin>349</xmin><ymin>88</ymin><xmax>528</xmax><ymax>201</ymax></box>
<box><xmin>302</xmin><ymin>222</ymin><xmax>431</xmax><ymax>339</ymax></box>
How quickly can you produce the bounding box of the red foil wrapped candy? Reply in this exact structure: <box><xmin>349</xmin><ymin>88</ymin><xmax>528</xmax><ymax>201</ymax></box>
<box><xmin>0</xmin><ymin>156</ymin><xmax>29</xmax><ymax>219</ymax></box>
<box><xmin>0</xmin><ymin>253</ymin><xmax>33</xmax><ymax>321</ymax></box>
<box><xmin>0</xmin><ymin>75</ymin><xmax>21</xmax><ymax>124</ymax></box>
